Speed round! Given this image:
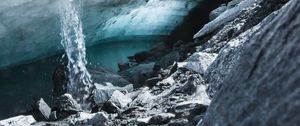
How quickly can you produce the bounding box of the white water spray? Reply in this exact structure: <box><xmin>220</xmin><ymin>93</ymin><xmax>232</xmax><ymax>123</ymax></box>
<box><xmin>59</xmin><ymin>0</ymin><xmax>93</xmax><ymax>109</ymax></box>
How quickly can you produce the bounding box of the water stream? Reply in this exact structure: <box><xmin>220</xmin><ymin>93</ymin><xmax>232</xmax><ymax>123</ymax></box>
<box><xmin>59</xmin><ymin>0</ymin><xmax>93</xmax><ymax>108</ymax></box>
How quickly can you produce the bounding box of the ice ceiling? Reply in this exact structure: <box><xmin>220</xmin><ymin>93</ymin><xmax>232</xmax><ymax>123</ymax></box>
<box><xmin>0</xmin><ymin>0</ymin><xmax>202</xmax><ymax>68</ymax></box>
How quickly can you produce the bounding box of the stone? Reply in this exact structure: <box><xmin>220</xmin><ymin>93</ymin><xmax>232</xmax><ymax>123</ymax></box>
<box><xmin>169</xmin><ymin>118</ymin><xmax>189</xmax><ymax>126</ymax></box>
<box><xmin>155</xmin><ymin>51</ymin><xmax>181</xmax><ymax>69</ymax></box>
<box><xmin>33</xmin><ymin>98</ymin><xmax>51</xmax><ymax>121</ymax></box>
<box><xmin>148</xmin><ymin>113</ymin><xmax>175</xmax><ymax>125</ymax></box>
<box><xmin>201</xmin><ymin>1</ymin><xmax>300</xmax><ymax>125</ymax></box>
<box><xmin>49</xmin><ymin>111</ymin><xmax>58</xmax><ymax>121</ymax></box>
<box><xmin>175</xmin><ymin>76</ymin><xmax>198</xmax><ymax>95</ymax></box>
<box><xmin>173</xmin><ymin>101</ymin><xmax>208</xmax><ymax>121</ymax></box>
<box><xmin>52</xmin><ymin>94</ymin><xmax>81</xmax><ymax>119</ymax></box>
<box><xmin>145</xmin><ymin>77</ymin><xmax>163</xmax><ymax>87</ymax></box>
<box><xmin>109</xmin><ymin>90</ymin><xmax>132</xmax><ymax>108</ymax></box>
<box><xmin>63</xmin><ymin>112</ymin><xmax>108</xmax><ymax>126</ymax></box>
<box><xmin>178</xmin><ymin>52</ymin><xmax>217</xmax><ymax>74</ymax></box>
<box><xmin>0</xmin><ymin>115</ymin><xmax>36</xmax><ymax>126</ymax></box>
<box><xmin>92</xmin><ymin>83</ymin><xmax>133</xmax><ymax>107</ymax></box>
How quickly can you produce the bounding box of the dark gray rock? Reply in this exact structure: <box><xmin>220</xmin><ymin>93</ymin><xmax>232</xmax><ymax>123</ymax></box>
<box><xmin>200</xmin><ymin>1</ymin><xmax>300</xmax><ymax>125</ymax></box>
<box><xmin>145</xmin><ymin>77</ymin><xmax>163</xmax><ymax>87</ymax></box>
<box><xmin>209</xmin><ymin>4</ymin><xmax>227</xmax><ymax>21</ymax></box>
<box><xmin>172</xmin><ymin>101</ymin><xmax>208</xmax><ymax>122</ymax></box>
<box><xmin>0</xmin><ymin>115</ymin><xmax>36</xmax><ymax>126</ymax></box>
<box><xmin>102</xmin><ymin>90</ymin><xmax>132</xmax><ymax>113</ymax></box>
<box><xmin>53</xmin><ymin>94</ymin><xmax>81</xmax><ymax>119</ymax></box>
<box><xmin>155</xmin><ymin>51</ymin><xmax>180</xmax><ymax>69</ymax></box>
<box><xmin>33</xmin><ymin>98</ymin><xmax>51</xmax><ymax>121</ymax></box>
<box><xmin>137</xmin><ymin>113</ymin><xmax>175</xmax><ymax>125</ymax></box>
<box><xmin>175</xmin><ymin>76</ymin><xmax>198</xmax><ymax>95</ymax></box>
<box><xmin>63</xmin><ymin>112</ymin><xmax>108</xmax><ymax>126</ymax></box>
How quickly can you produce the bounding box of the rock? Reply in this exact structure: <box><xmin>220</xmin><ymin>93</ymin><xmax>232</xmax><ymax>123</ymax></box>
<box><xmin>109</xmin><ymin>90</ymin><xmax>132</xmax><ymax>108</ymax></box>
<box><xmin>52</xmin><ymin>94</ymin><xmax>81</xmax><ymax>119</ymax></box>
<box><xmin>63</xmin><ymin>112</ymin><xmax>108</xmax><ymax>126</ymax></box>
<box><xmin>131</xmin><ymin>90</ymin><xmax>154</xmax><ymax>106</ymax></box>
<box><xmin>52</xmin><ymin>64</ymin><xmax>68</xmax><ymax>97</ymax></box>
<box><xmin>201</xmin><ymin>1</ymin><xmax>300</xmax><ymax>125</ymax></box>
<box><xmin>0</xmin><ymin>115</ymin><xmax>36</xmax><ymax>126</ymax></box>
<box><xmin>102</xmin><ymin>90</ymin><xmax>132</xmax><ymax>113</ymax></box>
<box><xmin>169</xmin><ymin>62</ymin><xmax>178</xmax><ymax>75</ymax></box>
<box><xmin>175</xmin><ymin>76</ymin><xmax>198</xmax><ymax>95</ymax></box>
<box><xmin>169</xmin><ymin>118</ymin><xmax>189</xmax><ymax>126</ymax></box>
<box><xmin>205</xmin><ymin>1</ymin><xmax>284</xmax><ymax>98</ymax></box>
<box><xmin>134</xmin><ymin>51</ymin><xmax>151</xmax><ymax>63</ymax></box>
<box><xmin>49</xmin><ymin>111</ymin><xmax>58</xmax><ymax>121</ymax></box>
<box><xmin>172</xmin><ymin>101</ymin><xmax>208</xmax><ymax>121</ymax></box>
<box><xmin>145</xmin><ymin>77</ymin><xmax>163</xmax><ymax>87</ymax></box>
<box><xmin>148</xmin><ymin>113</ymin><xmax>175</xmax><ymax>125</ymax></box>
<box><xmin>120</xmin><ymin>63</ymin><xmax>155</xmax><ymax>87</ymax></box>
<box><xmin>209</xmin><ymin>4</ymin><xmax>227</xmax><ymax>21</ymax></box>
<box><xmin>194</xmin><ymin>0</ymin><xmax>257</xmax><ymax>39</ymax></box>
<box><xmin>32</xmin><ymin>98</ymin><xmax>51</xmax><ymax>121</ymax></box>
<box><xmin>92</xmin><ymin>83</ymin><xmax>133</xmax><ymax>108</ymax></box>
<box><xmin>137</xmin><ymin>113</ymin><xmax>175</xmax><ymax>125</ymax></box>
<box><xmin>178</xmin><ymin>52</ymin><xmax>217</xmax><ymax>74</ymax></box>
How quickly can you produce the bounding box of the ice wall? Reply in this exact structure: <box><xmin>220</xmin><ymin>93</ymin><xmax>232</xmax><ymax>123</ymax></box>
<box><xmin>0</xmin><ymin>0</ymin><xmax>201</xmax><ymax>69</ymax></box>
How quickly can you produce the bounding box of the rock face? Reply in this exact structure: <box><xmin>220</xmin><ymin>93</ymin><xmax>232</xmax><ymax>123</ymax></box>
<box><xmin>199</xmin><ymin>0</ymin><xmax>300</xmax><ymax>125</ymax></box>
<box><xmin>0</xmin><ymin>115</ymin><xmax>36</xmax><ymax>126</ymax></box>
<box><xmin>32</xmin><ymin>98</ymin><xmax>51</xmax><ymax>121</ymax></box>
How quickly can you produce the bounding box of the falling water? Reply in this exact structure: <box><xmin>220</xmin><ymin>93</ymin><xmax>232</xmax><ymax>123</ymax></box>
<box><xmin>59</xmin><ymin>0</ymin><xmax>93</xmax><ymax>109</ymax></box>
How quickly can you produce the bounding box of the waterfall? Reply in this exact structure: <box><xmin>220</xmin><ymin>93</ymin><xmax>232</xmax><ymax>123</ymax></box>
<box><xmin>59</xmin><ymin>0</ymin><xmax>93</xmax><ymax>109</ymax></box>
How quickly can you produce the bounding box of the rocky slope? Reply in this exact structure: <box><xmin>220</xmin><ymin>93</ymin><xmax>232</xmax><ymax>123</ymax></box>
<box><xmin>1</xmin><ymin>0</ymin><xmax>299</xmax><ymax>125</ymax></box>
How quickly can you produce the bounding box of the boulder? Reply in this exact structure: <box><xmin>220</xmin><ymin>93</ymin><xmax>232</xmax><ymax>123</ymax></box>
<box><xmin>102</xmin><ymin>90</ymin><xmax>132</xmax><ymax>113</ymax></box>
<box><xmin>52</xmin><ymin>94</ymin><xmax>81</xmax><ymax>119</ymax></box>
<box><xmin>0</xmin><ymin>115</ymin><xmax>36</xmax><ymax>126</ymax></box>
<box><xmin>155</xmin><ymin>51</ymin><xmax>180</xmax><ymax>69</ymax></box>
<box><xmin>201</xmin><ymin>1</ymin><xmax>300</xmax><ymax>125</ymax></box>
<box><xmin>175</xmin><ymin>76</ymin><xmax>198</xmax><ymax>95</ymax></box>
<box><xmin>92</xmin><ymin>83</ymin><xmax>133</xmax><ymax>108</ymax></box>
<box><xmin>137</xmin><ymin>113</ymin><xmax>175</xmax><ymax>125</ymax></box>
<box><xmin>32</xmin><ymin>98</ymin><xmax>51</xmax><ymax>121</ymax></box>
<box><xmin>145</xmin><ymin>77</ymin><xmax>163</xmax><ymax>87</ymax></box>
<box><xmin>178</xmin><ymin>52</ymin><xmax>217</xmax><ymax>74</ymax></box>
<box><xmin>172</xmin><ymin>101</ymin><xmax>208</xmax><ymax>121</ymax></box>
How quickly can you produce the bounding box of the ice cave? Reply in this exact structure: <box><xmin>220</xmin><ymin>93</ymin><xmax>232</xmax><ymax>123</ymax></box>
<box><xmin>0</xmin><ymin>0</ymin><xmax>300</xmax><ymax>125</ymax></box>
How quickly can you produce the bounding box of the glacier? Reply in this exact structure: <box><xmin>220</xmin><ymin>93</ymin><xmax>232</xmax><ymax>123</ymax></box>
<box><xmin>0</xmin><ymin>0</ymin><xmax>201</xmax><ymax>69</ymax></box>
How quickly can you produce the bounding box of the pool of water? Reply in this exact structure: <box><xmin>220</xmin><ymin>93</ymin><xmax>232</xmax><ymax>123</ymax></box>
<box><xmin>0</xmin><ymin>40</ymin><xmax>160</xmax><ymax>119</ymax></box>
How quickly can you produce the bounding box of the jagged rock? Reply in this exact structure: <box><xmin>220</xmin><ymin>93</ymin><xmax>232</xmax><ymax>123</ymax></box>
<box><xmin>205</xmin><ymin>3</ymin><xmax>284</xmax><ymax>98</ymax></box>
<box><xmin>137</xmin><ymin>113</ymin><xmax>175</xmax><ymax>125</ymax></box>
<box><xmin>131</xmin><ymin>90</ymin><xmax>154</xmax><ymax>106</ymax></box>
<box><xmin>52</xmin><ymin>94</ymin><xmax>81</xmax><ymax>119</ymax></box>
<box><xmin>172</xmin><ymin>101</ymin><xmax>208</xmax><ymax>122</ymax></box>
<box><xmin>145</xmin><ymin>77</ymin><xmax>163</xmax><ymax>87</ymax></box>
<box><xmin>32</xmin><ymin>98</ymin><xmax>51</xmax><ymax>121</ymax></box>
<box><xmin>92</xmin><ymin>83</ymin><xmax>133</xmax><ymax>108</ymax></box>
<box><xmin>209</xmin><ymin>4</ymin><xmax>227</xmax><ymax>21</ymax></box>
<box><xmin>120</xmin><ymin>63</ymin><xmax>155</xmax><ymax>87</ymax></box>
<box><xmin>49</xmin><ymin>111</ymin><xmax>57</xmax><ymax>121</ymax></box>
<box><xmin>169</xmin><ymin>62</ymin><xmax>178</xmax><ymax>75</ymax></box>
<box><xmin>148</xmin><ymin>113</ymin><xmax>175</xmax><ymax>125</ymax></box>
<box><xmin>102</xmin><ymin>90</ymin><xmax>132</xmax><ymax>113</ymax></box>
<box><xmin>194</xmin><ymin>0</ymin><xmax>257</xmax><ymax>39</ymax></box>
<box><xmin>175</xmin><ymin>76</ymin><xmax>198</xmax><ymax>95</ymax></box>
<box><xmin>201</xmin><ymin>1</ymin><xmax>300</xmax><ymax>125</ymax></box>
<box><xmin>178</xmin><ymin>52</ymin><xmax>217</xmax><ymax>74</ymax></box>
<box><xmin>89</xmin><ymin>68</ymin><xmax>131</xmax><ymax>87</ymax></box>
<box><xmin>63</xmin><ymin>112</ymin><xmax>108</xmax><ymax>126</ymax></box>
<box><xmin>0</xmin><ymin>115</ymin><xmax>36</xmax><ymax>126</ymax></box>
<box><xmin>169</xmin><ymin>118</ymin><xmax>189</xmax><ymax>126</ymax></box>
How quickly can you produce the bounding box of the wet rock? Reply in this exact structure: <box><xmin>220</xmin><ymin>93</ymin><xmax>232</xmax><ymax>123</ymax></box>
<box><xmin>148</xmin><ymin>113</ymin><xmax>175</xmax><ymax>125</ymax></box>
<box><xmin>32</xmin><ymin>98</ymin><xmax>51</xmax><ymax>121</ymax></box>
<box><xmin>52</xmin><ymin>94</ymin><xmax>81</xmax><ymax>119</ymax></box>
<box><xmin>92</xmin><ymin>83</ymin><xmax>133</xmax><ymax>108</ymax></box>
<box><xmin>102</xmin><ymin>90</ymin><xmax>132</xmax><ymax>113</ymax></box>
<box><xmin>178</xmin><ymin>52</ymin><xmax>217</xmax><ymax>74</ymax></box>
<box><xmin>201</xmin><ymin>1</ymin><xmax>300</xmax><ymax>125</ymax></box>
<box><xmin>175</xmin><ymin>76</ymin><xmax>198</xmax><ymax>95</ymax></box>
<box><xmin>172</xmin><ymin>101</ymin><xmax>208</xmax><ymax>121</ymax></box>
<box><xmin>145</xmin><ymin>77</ymin><xmax>163</xmax><ymax>87</ymax></box>
<box><xmin>169</xmin><ymin>118</ymin><xmax>189</xmax><ymax>126</ymax></box>
<box><xmin>0</xmin><ymin>115</ymin><xmax>36</xmax><ymax>126</ymax></box>
<box><xmin>137</xmin><ymin>113</ymin><xmax>175</xmax><ymax>125</ymax></box>
<box><xmin>64</xmin><ymin>112</ymin><xmax>108</xmax><ymax>126</ymax></box>
<box><xmin>169</xmin><ymin>62</ymin><xmax>178</xmax><ymax>75</ymax></box>
<box><xmin>52</xmin><ymin>64</ymin><xmax>68</xmax><ymax>97</ymax></box>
